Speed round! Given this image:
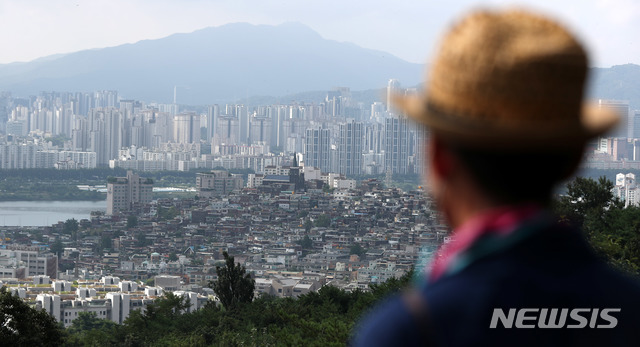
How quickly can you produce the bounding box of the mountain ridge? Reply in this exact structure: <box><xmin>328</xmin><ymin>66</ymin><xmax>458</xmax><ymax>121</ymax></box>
<box><xmin>0</xmin><ymin>22</ymin><xmax>423</xmax><ymax>105</ymax></box>
<box><xmin>0</xmin><ymin>25</ymin><xmax>637</xmax><ymax>108</ymax></box>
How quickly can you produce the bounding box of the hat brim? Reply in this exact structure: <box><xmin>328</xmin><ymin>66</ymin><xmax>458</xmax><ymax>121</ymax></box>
<box><xmin>392</xmin><ymin>94</ymin><xmax>620</xmax><ymax>150</ymax></box>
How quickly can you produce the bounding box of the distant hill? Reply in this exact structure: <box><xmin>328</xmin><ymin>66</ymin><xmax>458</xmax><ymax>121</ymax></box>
<box><xmin>0</xmin><ymin>25</ymin><xmax>635</xmax><ymax>108</ymax></box>
<box><xmin>588</xmin><ymin>64</ymin><xmax>640</xmax><ymax>110</ymax></box>
<box><xmin>0</xmin><ymin>22</ymin><xmax>423</xmax><ymax>105</ymax></box>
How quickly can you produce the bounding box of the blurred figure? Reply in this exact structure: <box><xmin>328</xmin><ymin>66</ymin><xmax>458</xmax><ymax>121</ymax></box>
<box><xmin>353</xmin><ymin>8</ymin><xmax>640</xmax><ymax>347</ymax></box>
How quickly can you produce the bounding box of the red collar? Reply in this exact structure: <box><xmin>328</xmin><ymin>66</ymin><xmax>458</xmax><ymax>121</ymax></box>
<box><xmin>429</xmin><ymin>204</ymin><xmax>542</xmax><ymax>282</ymax></box>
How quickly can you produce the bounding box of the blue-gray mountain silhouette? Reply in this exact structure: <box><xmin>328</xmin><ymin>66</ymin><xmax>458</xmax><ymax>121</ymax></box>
<box><xmin>0</xmin><ymin>22</ymin><xmax>423</xmax><ymax>105</ymax></box>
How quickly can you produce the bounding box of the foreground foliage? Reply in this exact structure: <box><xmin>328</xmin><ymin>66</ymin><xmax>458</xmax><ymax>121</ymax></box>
<box><xmin>0</xmin><ymin>287</ymin><xmax>65</xmax><ymax>346</ymax></box>
<box><xmin>554</xmin><ymin>176</ymin><xmax>640</xmax><ymax>275</ymax></box>
<box><xmin>63</xmin><ymin>270</ymin><xmax>413</xmax><ymax>346</ymax></box>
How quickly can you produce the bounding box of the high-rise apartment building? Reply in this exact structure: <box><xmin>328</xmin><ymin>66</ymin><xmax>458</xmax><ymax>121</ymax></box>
<box><xmin>106</xmin><ymin>171</ymin><xmax>153</xmax><ymax>215</ymax></box>
<box><xmin>236</xmin><ymin>105</ymin><xmax>249</xmax><ymax>145</ymax></box>
<box><xmin>325</xmin><ymin>91</ymin><xmax>342</xmax><ymax>117</ymax></box>
<box><xmin>411</xmin><ymin>123</ymin><xmax>428</xmax><ymax>175</ymax></box>
<box><xmin>0</xmin><ymin>143</ymin><xmax>38</xmax><ymax>168</ymax></box>
<box><xmin>268</xmin><ymin>105</ymin><xmax>289</xmax><ymax>149</ymax></box>
<box><xmin>86</xmin><ymin>107</ymin><xmax>124</xmax><ymax>165</ymax></box>
<box><xmin>370</xmin><ymin>102</ymin><xmax>387</xmax><ymax>123</ymax></box>
<box><xmin>215</xmin><ymin>115</ymin><xmax>239</xmax><ymax>144</ymax></box>
<box><xmin>384</xmin><ymin>116</ymin><xmax>410</xmax><ymax>174</ymax></box>
<box><xmin>207</xmin><ymin>105</ymin><xmax>219</xmax><ymax>143</ymax></box>
<box><xmin>173</xmin><ymin>112</ymin><xmax>199</xmax><ymax>144</ymax></box>
<box><xmin>93</xmin><ymin>90</ymin><xmax>119</xmax><ymax>109</ymax></box>
<box><xmin>387</xmin><ymin>79</ymin><xmax>401</xmax><ymax>114</ymax></box>
<box><xmin>614</xmin><ymin>173</ymin><xmax>639</xmax><ymax>207</ymax></box>
<box><xmin>249</xmin><ymin>115</ymin><xmax>271</xmax><ymax>145</ymax></box>
<box><xmin>337</xmin><ymin>120</ymin><xmax>364</xmax><ymax>175</ymax></box>
<box><xmin>304</xmin><ymin>127</ymin><xmax>331</xmax><ymax>173</ymax></box>
<box><xmin>365</xmin><ymin>123</ymin><xmax>384</xmax><ymax>154</ymax></box>
<box><xmin>630</xmin><ymin>110</ymin><xmax>640</xmax><ymax>139</ymax></box>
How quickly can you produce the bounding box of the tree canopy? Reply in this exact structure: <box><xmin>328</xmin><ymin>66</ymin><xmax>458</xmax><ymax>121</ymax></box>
<box><xmin>0</xmin><ymin>287</ymin><xmax>65</xmax><ymax>346</ymax></box>
<box><xmin>126</xmin><ymin>215</ymin><xmax>138</xmax><ymax>229</ymax></box>
<box><xmin>209</xmin><ymin>251</ymin><xmax>255</xmax><ymax>310</ymax></box>
<box><xmin>50</xmin><ymin>238</ymin><xmax>64</xmax><ymax>257</ymax></box>
<box><xmin>63</xmin><ymin>218</ymin><xmax>79</xmax><ymax>234</ymax></box>
<box><xmin>314</xmin><ymin>214</ymin><xmax>331</xmax><ymax>228</ymax></box>
<box><xmin>66</xmin><ymin>312</ymin><xmax>118</xmax><ymax>346</ymax></box>
<box><xmin>554</xmin><ymin>176</ymin><xmax>640</xmax><ymax>275</ymax></box>
<box><xmin>298</xmin><ymin>235</ymin><xmax>313</xmax><ymax>249</ymax></box>
<box><xmin>350</xmin><ymin>243</ymin><xmax>367</xmax><ymax>257</ymax></box>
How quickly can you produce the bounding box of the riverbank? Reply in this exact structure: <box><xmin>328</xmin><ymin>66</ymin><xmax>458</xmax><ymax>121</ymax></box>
<box><xmin>0</xmin><ymin>169</ymin><xmax>202</xmax><ymax>201</ymax></box>
<box><xmin>0</xmin><ymin>200</ymin><xmax>106</xmax><ymax>226</ymax></box>
<box><xmin>0</xmin><ymin>180</ymin><xmax>105</xmax><ymax>201</ymax></box>
<box><xmin>0</xmin><ymin>174</ymin><xmax>200</xmax><ymax>201</ymax></box>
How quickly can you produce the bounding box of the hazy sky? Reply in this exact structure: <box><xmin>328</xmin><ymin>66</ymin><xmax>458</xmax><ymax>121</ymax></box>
<box><xmin>0</xmin><ymin>0</ymin><xmax>638</xmax><ymax>67</ymax></box>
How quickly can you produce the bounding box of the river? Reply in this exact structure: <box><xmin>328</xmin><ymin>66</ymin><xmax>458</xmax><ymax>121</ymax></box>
<box><xmin>0</xmin><ymin>201</ymin><xmax>106</xmax><ymax>227</ymax></box>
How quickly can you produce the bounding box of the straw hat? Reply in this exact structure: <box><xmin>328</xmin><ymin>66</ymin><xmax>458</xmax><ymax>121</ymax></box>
<box><xmin>393</xmin><ymin>9</ymin><xmax>619</xmax><ymax>150</ymax></box>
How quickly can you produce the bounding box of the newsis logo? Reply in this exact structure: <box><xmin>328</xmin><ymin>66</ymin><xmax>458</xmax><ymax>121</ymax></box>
<box><xmin>489</xmin><ymin>308</ymin><xmax>621</xmax><ymax>329</ymax></box>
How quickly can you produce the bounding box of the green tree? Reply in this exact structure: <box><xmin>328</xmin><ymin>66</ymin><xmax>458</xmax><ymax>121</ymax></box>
<box><xmin>190</xmin><ymin>258</ymin><xmax>204</xmax><ymax>266</ymax></box>
<box><xmin>555</xmin><ymin>176</ymin><xmax>615</xmax><ymax>229</ymax></box>
<box><xmin>209</xmin><ymin>251</ymin><xmax>255</xmax><ymax>309</ymax></box>
<box><xmin>50</xmin><ymin>238</ymin><xmax>64</xmax><ymax>257</ymax></box>
<box><xmin>350</xmin><ymin>243</ymin><xmax>366</xmax><ymax>257</ymax></box>
<box><xmin>315</xmin><ymin>214</ymin><xmax>331</xmax><ymax>228</ymax></box>
<box><xmin>298</xmin><ymin>235</ymin><xmax>313</xmax><ymax>249</ymax></box>
<box><xmin>120</xmin><ymin>292</ymin><xmax>190</xmax><ymax>345</ymax></box>
<box><xmin>63</xmin><ymin>218</ymin><xmax>79</xmax><ymax>235</ymax></box>
<box><xmin>368</xmin><ymin>268</ymin><xmax>415</xmax><ymax>301</ymax></box>
<box><xmin>322</xmin><ymin>184</ymin><xmax>335</xmax><ymax>193</ymax></box>
<box><xmin>0</xmin><ymin>287</ymin><xmax>65</xmax><ymax>346</ymax></box>
<box><xmin>127</xmin><ymin>215</ymin><xmax>138</xmax><ymax>229</ymax></box>
<box><xmin>303</xmin><ymin>219</ymin><xmax>314</xmax><ymax>232</ymax></box>
<box><xmin>66</xmin><ymin>311</ymin><xmax>118</xmax><ymax>346</ymax></box>
<box><xmin>100</xmin><ymin>235</ymin><xmax>112</xmax><ymax>252</ymax></box>
<box><xmin>554</xmin><ymin>176</ymin><xmax>640</xmax><ymax>275</ymax></box>
<box><xmin>158</xmin><ymin>206</ymin><xmax>180</xmax><ymax>220</ymax></box>
<box><xmin>134</xmin><ymin>231</ymin><xmax>151</xmax><ymax>247</ymax></box>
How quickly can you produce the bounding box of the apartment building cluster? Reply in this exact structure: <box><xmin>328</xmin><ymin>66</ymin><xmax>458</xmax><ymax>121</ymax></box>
<box><xmin>0</xmin><ymin>81</ymin><xmax>426</xmax><ymax>175</ymax></box>
<box><xmin>0</xmin><ymin>246</ymin><xmax>57</xmax><ymax>279</ymax></box>
<box><xmin>613</xmin><ymin>173</ymin><xmax>640</xmax><ymax>207</ymax></box>
<box><xmin>0</xmin><ymin>140</ymin><xmax>96</xmax><ymax>169</ymax></box>
<box><xmin>2</xmin><ymin>275</ymin><xmax>207</xmax><ymax>327</ymax></box>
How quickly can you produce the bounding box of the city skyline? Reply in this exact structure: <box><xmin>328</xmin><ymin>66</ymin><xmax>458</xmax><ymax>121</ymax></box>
<box><xmin>0</xmin><ymin>0</ymin><xmax>638</xmax><ymax>68</ymax></box>
<box><xmin>0</xmin><ymin>86</ymin><xmax>428</xmax><ymax>177</ymax></box>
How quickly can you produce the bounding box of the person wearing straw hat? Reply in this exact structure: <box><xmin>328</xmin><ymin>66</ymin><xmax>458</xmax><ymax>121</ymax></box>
<box><xmin>352</xmin><ymin>8</ymin><xmax>640</xmax><ymax>347</ymax></box>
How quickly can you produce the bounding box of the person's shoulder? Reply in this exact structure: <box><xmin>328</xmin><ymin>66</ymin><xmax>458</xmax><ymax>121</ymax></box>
<box><xmin>351</xmin><ymin>293</ymin><xmax>425</xmax><ymax>347</ymax></box>
<box><xmin>589</xmin><ymin>260</ymin><xmax>640</xmax><ymax>303</ymax></box>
